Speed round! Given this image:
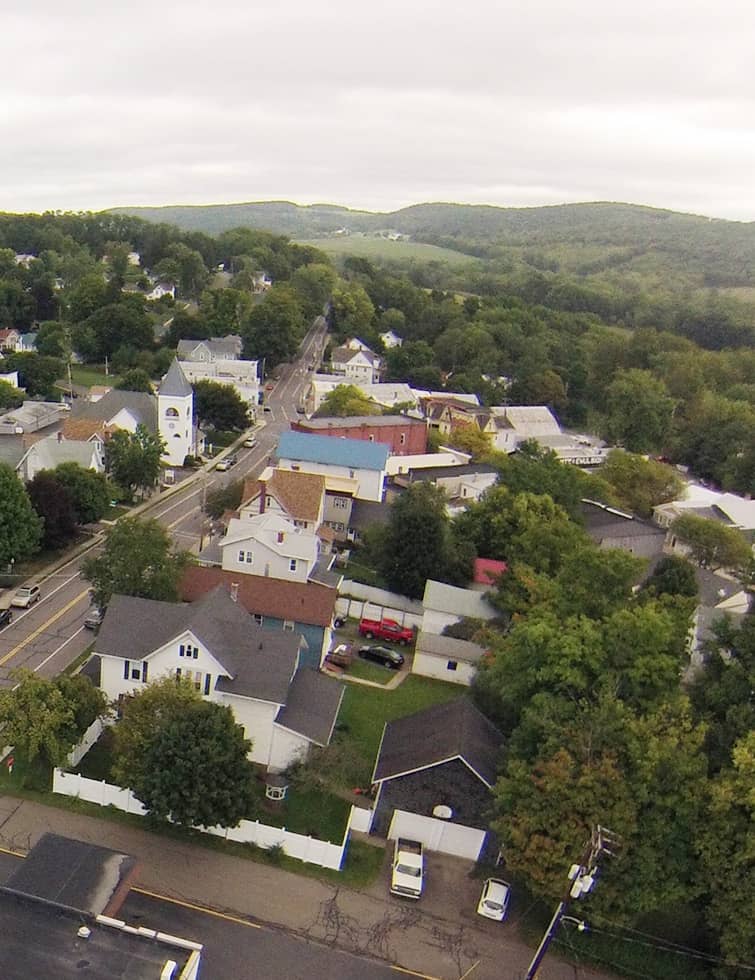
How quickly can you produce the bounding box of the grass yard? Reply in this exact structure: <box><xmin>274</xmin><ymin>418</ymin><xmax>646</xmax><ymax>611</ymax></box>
<box><xmin>337</xmin><ymin>675</ymin><xmax>461</xmax><ymax>779</ymax></box>
<box><xmin>346</xmin><ymin>658</ymin><xmax>395</xmax><ymax>685</ymax></box>
<box><xmin>296</xmin><ymin>236</ymin><xmax>480</xmax><ymax>266</ymax></box>
<box><xmin>69</xmin><ymin>365</ymin><xmax>122</xmax><ymax>388</ymax></box>
<box><xmin>255</xmin><ymin>783</ymin><xmax>351</xmax><ymax>844</ymax></box>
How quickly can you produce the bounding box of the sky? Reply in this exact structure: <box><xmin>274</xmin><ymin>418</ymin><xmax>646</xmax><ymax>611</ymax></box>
<box><xmin>3</xmin><ymin>0</ymin><xmax>755</xmax><ymax>220</ymax></box>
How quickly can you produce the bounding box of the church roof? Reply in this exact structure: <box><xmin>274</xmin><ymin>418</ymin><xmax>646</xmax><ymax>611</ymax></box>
<box><xmin>159</xmin><ymin>359</ymin><xmax>193</xmax><ymax>397</ymax></box>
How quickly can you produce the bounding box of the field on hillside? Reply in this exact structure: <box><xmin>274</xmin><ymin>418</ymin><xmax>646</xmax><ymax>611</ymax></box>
<box><xmin>297</xmin><ymin>235</ymin><xmax>479</xmax><ymax>265</ymax></box>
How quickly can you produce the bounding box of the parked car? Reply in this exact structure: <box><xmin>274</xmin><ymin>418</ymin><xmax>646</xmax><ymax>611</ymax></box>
<box><xmin>325</xmin><ymin>644</ymin><xmax>353</xmax><ymax>668</ymax></box>
<box><xmin>84</xmin><ymin>608</ymin><xmax>104</xmax><ymax>630</ymax></box>
<box><xmin>243</xmin><ymin>435</ymin><xmax>258</xmax><ymax>448</ymax></box>
<box><xmin>216</xmin><ymin>454</ymin><xmax>238</xmax><ymax>472</ymax></box>
<box><xmin>358</xmin><ymin>645</ymin><xmax>404</xmax><ymax>670</ymax></box>
<box><xmin>333</xmin><ymin>615</ymin><xmax>346</xmax><ymax>628</ymax></box>
<box><xmin>0</xmin><ymin>608</ymin><xmax>12</xmax><ymax>629</ymax></box>
<box><xmin>476</xmin><ymin>878</ymin><xmax>511</xmax><ymax>921</ymax></box>
<box><xmin>11</xmin><ymin>584</ymin><xmax>40</xmax><ymax>608</ymax></box>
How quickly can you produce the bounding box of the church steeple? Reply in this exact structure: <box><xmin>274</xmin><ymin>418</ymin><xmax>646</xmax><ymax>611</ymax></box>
<box><xmin>158</xmin><ymin>359</ymin><xmax>194</xmax><ymax>467</ymax></box>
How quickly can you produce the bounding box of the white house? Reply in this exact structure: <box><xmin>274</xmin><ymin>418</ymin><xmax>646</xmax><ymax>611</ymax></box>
<box><xmin>240</xmin><ymin>468</ymin><xmax>326</xmax><ymax>530</ymax></box>
<box><xmin>220</xmin><ymin>513</ymin><xmax>320</xmax><ymax>583</ymax></box>
<box><xmin>177</xmin><ymin>336</ymin><xmax>243</xmax><ymax>362</ymax></box>
<box><xmin>0</xmin><ymin>370</ymin><xmax>20</xmax><ymax>389</ymax></box>
<box><xmin>422</xmin><ymin>580</ymin><xmax>499</xmax><ymax>635</ymax></box>
<box><xmin>94</xmin><ymin>586</ymin><xmax>344</xmax><ymax>773</ymax></box>
<box><xmin>329</xmin><ymin>340</ymin><xmax>382</xmax><ymax>384</ymax></box>
<box><xmin>178</xmin><ymin>358</ymin><xmax>260</xmax><ymax>408</ymax></box>
<box><xmin>16</xmin><ymin>433</ymin><xmax>105</xmax><ymax>482</ymax></box>
<box><xmin>411</xmin><ymin>630</ymin><xmax>486</xmax><ymax>686</ymax></box>
<box><xmin>146</xmin><ymin>282</ymin><xmax>175</xmax><ymax>301</ymax></box>
<box><xmin>276</xmin><ymin>430</ymin><xmax>389</xmax><ymax>502</ymax></box>
<box><xmin>379</xmin><ymin>330</ymin><xmax>403</xmax><ymax>349</ymax></box>
<box><xmin>305</xmin><ymin>375</ymin><xmax>416</xmax><ymax>414</ymax></box>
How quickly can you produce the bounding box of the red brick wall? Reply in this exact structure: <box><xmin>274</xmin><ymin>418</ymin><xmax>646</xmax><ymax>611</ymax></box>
<box><xmin>292</xmin><ymin>419</ymin><xmax>427</xmax><ymax>455</ymax></box>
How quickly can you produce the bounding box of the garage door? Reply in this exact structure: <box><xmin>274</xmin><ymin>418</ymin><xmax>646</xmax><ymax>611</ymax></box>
<box><xmin>387</xmin><ymin>809</ymin><xmax>487</xmax><ymax>861</ymax></box>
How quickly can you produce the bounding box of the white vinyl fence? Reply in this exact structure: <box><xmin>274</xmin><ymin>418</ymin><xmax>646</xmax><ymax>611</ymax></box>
<box><xmin>67</xmin><ymin>716</ymin><xmax>113</xmax><ymax>768</ymax></box>
<box><xmin>337</xmin><ymin>581</ymin><xmax>424</xmax><ymax>629</ymax></box>
<box><xmin>53</xmin><ymin>769</ymin><xmax>371</xmax><ymax>872</ymax></box>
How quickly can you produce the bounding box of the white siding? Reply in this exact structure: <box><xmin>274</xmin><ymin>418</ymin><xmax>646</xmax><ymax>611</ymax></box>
<box><xmin>277</xmin><ymin>458</ymin><xmax>384</xmax><ymax>502</ymax></box>
<box><xmin>412</xmin><ymin>650</ymin><xmax>476</xmax><ymax>686</ymax></box>
<box><xmin>267</xmin><ymin>725</ymin><xmax>311</xmax><ymax>772</ymax></box>
<box><xmin>387</xmin><ymin>809</ymin><xmax>487</xmax><ymax>861</ymax></box>
<box><xmin>223</xmin><ymin>694</ymin><xmax>280</xmax><ymax>766</ymax></box>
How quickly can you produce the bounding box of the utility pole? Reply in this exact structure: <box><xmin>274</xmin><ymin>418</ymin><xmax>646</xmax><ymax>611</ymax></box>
<box><xmin>524</xmin><ymin>826</ymin><xmax>620</xmax><ymax>980</ymax></box>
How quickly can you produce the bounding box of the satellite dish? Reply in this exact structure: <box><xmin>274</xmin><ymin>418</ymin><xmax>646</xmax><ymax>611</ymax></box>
<box><xmin>433</xmin><ymin>804</ymin><xmax>453</xmax><ymax>819</ymax></box>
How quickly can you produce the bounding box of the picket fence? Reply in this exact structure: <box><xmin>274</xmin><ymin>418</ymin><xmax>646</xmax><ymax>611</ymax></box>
<box><xmin>53</xmin><ymin>769</ymin><xmax>367</xmax><ymax>871</ymax></box>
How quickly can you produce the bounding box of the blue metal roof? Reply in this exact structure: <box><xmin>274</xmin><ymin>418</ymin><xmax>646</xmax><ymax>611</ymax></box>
<box><xmin>277</xmin><ymin>430</ymin><xmax>389</xmax><ymax>470</ymax></box>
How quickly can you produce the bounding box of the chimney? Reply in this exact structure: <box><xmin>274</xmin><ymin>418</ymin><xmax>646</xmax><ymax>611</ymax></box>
<box><xmin>277</xmin><ymin>531</ymin><xmax>284</xmax><ymax>543</ymax></box>
<box><xmin>258</xmin><ymin>478</ymin><xmax>266</xmax><ymax>513</ymax></box>
<box><xmin>230</xmin><ymin>582</ymin><xmax>239</xmax><ymax>603</ymax></box>
<box><xmin>57</xmin><ymin>431</ymin><xmax>63</xmax><ymax>442</ymax></box>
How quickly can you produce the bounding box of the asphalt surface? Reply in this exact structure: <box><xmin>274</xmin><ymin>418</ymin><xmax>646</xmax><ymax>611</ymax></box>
<box><xmin>0</xmin><ymin>315</ymin><xmax>329</xmax><ymax>690</ymax></box>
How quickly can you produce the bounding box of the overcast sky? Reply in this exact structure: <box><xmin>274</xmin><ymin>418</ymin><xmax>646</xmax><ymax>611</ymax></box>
<box><xmin>3</xmin><ymin>1</ymin><xmax>754</xmax><ymax>220</ymax></box>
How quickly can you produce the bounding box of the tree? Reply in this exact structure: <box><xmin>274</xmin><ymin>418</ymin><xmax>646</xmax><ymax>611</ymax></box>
<box><xmin>78</xmin><ymin>302</ymin><xmax>153</xmax><ymax>360</ymax></box>
<box><xmin>0</xmin><ymin>379</ymin><xmax>23</xmax><ymax>410</ymax></box>
<box><xmin>204</xmin><ymin>479</ymin><xmax>244</xmax><ymax>519</ymax></box>
<box><xmin>116</xmin><ymin>368</ymin><xmax>153</xmax><ymax>393</ymax></box>
<box><xmin>330</xmin><ymin>282</ymin><xmax>375</xmax><ymax>337</ymax></box>
<box><xmin>67</xmin><ymin>272</ymin><xmax>108</xmax><ymax>322</ymax></box>
<box><xmin>604</xmin><ymin>368</ymin><xmax>675</xmax><ymax>452</ymax></box>
<box><xmin>642</xmin><ymin>554</ymin><xmax>698</xmax><ymax>598</ymax></box>
<box><xmin>314</xmin><ymin>384</ymin><xmax>376</xmax><ymax>418</ymax></box>
<box><xmin>0</xmin><ymin>463</ymin><xmax>42</xmax><ymax>566</ymax></box>
<box><xmin>192</xmin><ymin>380</ymin><xmax>250</xmax><ymax>431</ymax></box>
<box><xmin>445</xmin><ymin>425</ymin><xmax>493</xmax><ymax>459</ymax></box>
<box><xmin>600</xmin><ymin>449</ymin><xmax>684</xmax><ymax>518</ymax></box>
<box><xmin>165</xmin><ymin>243</ymin><xmax>210</xmax><ymax>298</ymax></box>
<box><xmin>83</xmin><ymin>517</ymin><xmax>190</xmax><ymax>609</ymax></box>
<box><xmin>671</xmin><ymin>513</ymin><xmax>751</xmax><ymax>571</ymax></box>
<box><xmin>105</xmin><ymin>424</ymin><xmax>164</xmax><ymax>498</ymax></box>
<box><xmin>290</xmin><ymin>263</ymin><xmax>336</xmax><ymax>320</ymax></box>
<box><xmin>128</xmin><ymin>700</ymin><xmax>255</xmax><ymax>827</ymax></box>
<box><xmin>54</xmin><ymin>462</ymin><xmax>112</xmax><ymax>524</ymax></box>
<box><xmin>27</xmin><ymin>471</ymin><xmax>78</xmax><ymax>548</ymax></box>
<box><xmin>378</xmin><ymin>483</ymin><xmax>473</xmax><ymax>598</ymax></box>
<box><xmin>696</xmin><ymin>732</ymin><xmax>755</xmax><ymax>964</ymax></box>
<box><xmin>1</xmin><ymin>352</ymin><xmax>64</xmax><ymax>399</ymax></box>
<box><xmin>0</xmin><ymin>670</ymin><xmax>105</xmax><ymax>776</ymax></box>
<box><xmin>241</xmin><ymin>285</ymin><xmax>305</xmax><ymax>366</ymax></box>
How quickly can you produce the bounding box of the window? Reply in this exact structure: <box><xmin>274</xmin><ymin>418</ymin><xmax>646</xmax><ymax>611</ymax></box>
<box><xmin>399</xmin><ymin>432</ymin><xmax>406</xmax><ymax>445</ymax></box>
<box><xmin>238</xmin><ymin>550</ymin><xmax>245</xmax><ymax>563</ymax></box>
<box><xmin>265</xmin><ymin>496</ymin><xmax>272</xmax><ymax>507</ymax></box>
<box><xmin>253</xmin><ymin>613</ymin><xmax>263</xmax><ymax>626</ymax></box>
<box><xmin>204</xmin><ymin>674</ymin><xmax>211</xmax><ymax>696</ymax></box>
<box><xmin>368</xmin><ymin>434</ymin><xmax>374</xmax><ymax>442</ymax></box>
<box><xmin>333</xmin><ymin>496</ymin><xmax>348</xmax><ymax>509</ymax></box>
<box><xmin>447</xmin><ymin>660</ymin><xmax>458</xmax><ymax>672</ymax></box>
<box><xmin>131</xmin><ymin>666</ymin><xmax>142</xmax><ymax>681</ymax></box>
<box><xmin>246</xmin><ymin>551</ymin><xmax>253</xmax><ymax>564</ymax></box>
<box><xmin>142</xmin><ymin>662</ymin><xmax>149</xmax><ymax>683</ymax></box>
<box><xmin>175</xmin><ymin>668</ymin><xmax>181</xmax><ymax>679</ymax></box>
<box><xmin>194</xmin><ymin>670</ymin><xmax>202</xmax><ymax>691</ymax></box>
<box><xmin>179</xmin><ymin>643</ymin><xmax>185</xmax><ymax>656</ymax></box>
<box><xmin>289</xmin><ymin>558</ymin><xmax>297</xmax><ymax>572</ymax></box>
<box><xmin>349</xmin><ymin>469</ymin><xmax>355</xmax><ymax>478</ymax></box>
<box><xmin>283</xmin><ymin>620</ymin><xmax>295</xmax><ymax>631</ymax></box>
<box><xmin>123</xmin><ymin>659</ymin><xmax>130</xmax><ymax>680</ymax></box>
<box><xmin>179</xmin><ymin>644</ymin><xmax>199</xmax><ymax>658</ymax></box>
<box><xmin>165</xmin><ymin>407</ymin><xmax>179</xmax><ymax>418</ymax></box>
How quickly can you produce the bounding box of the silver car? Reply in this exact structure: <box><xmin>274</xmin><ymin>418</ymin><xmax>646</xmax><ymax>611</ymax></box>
<box><xmin>11</xmin><ymin>584</ymin><xmax>40</xmax><ymax>608</ymax></box>
<box><xmin>477</xmin><ymin>878</ymin><xmax>511</xmax><ymax>921</ymax></box>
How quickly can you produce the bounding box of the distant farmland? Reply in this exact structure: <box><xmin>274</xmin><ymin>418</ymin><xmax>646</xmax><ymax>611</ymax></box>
<box><xmin>296</xmin><ymin>236</ymin><xmax>480</xmax><ymax>266</ymax></box>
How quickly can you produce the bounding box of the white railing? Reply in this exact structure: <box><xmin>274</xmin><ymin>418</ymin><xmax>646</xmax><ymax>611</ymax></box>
<box><xmin>52</xmin><ymin>770</ymin><xmax>372</xmax><ymax>872</ymax></box>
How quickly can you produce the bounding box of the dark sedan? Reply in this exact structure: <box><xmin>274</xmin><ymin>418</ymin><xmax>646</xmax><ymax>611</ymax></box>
<box><xmin>358</xmin><ymin>645</ymin><xmax>405</xmax><ymax>670</ymax></box>
<box><xmin>0</xmin><ymin>608</ymin><xmax>12</xmax><ymax>630</ymax></box>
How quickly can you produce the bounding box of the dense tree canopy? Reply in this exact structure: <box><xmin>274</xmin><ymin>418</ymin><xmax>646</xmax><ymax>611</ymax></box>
<box><xmin>105</xmin><ymin>424</ymin><xmax>164</xmax><ymax>498</ymax></box>
<box><xmin>314</xmin><ymin>384</ymin><xmax>376</xmax><ymax>418</ymax></box>
<box><xmin>193</xmin><ymin>379</ymin><xmax>250</xmax><ymax>431</ymax></box>
<box><xmin>0</xmin><ymin>463</ymin><xmax>41</xmax><ymax>566</ymax></box>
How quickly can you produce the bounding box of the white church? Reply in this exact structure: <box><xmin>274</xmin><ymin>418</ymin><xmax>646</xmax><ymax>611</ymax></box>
<box><xmin>69</xmin><ymin>360</ymin><xmax>202</xmax><ymax>468</ymax></box>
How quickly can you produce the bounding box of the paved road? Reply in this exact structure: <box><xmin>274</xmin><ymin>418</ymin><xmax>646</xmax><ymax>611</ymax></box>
<box><xmin>0</xmin><ymin>315</ymin><xmax>329</xmax><ymax>689</ymax></box>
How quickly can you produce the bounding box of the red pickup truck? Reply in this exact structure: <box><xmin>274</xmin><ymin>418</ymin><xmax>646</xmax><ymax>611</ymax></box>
<box><xmin>358</xmin><ymin>617</ymin><xmax>414</xmax><ymax>645</ymax></box>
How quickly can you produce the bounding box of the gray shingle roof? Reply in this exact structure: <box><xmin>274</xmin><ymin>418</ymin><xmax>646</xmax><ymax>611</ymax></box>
<box><xmin>423</xmin><ymin>580</ymin><xmax>498</xmax><ymax>620</ymax></box>
<box><xmin>73</xmin><ymin>389</ymin><xmax>158</xmax><ymax>433</ymax></box>
<box><xmin>158</xmin><ymin>359</ymin><xmax>193</xmax><ymax>397</ymax></box>
<box><xmin>97</xmin><ymin>587</ymin><xmax>300</xmax><ymax>704</ymax></box>
<box><xmin>415</xmin><ymin>630</ymin><xmax>486</xmax><ymax>665</ymax></box>
<box><xmin>372</xmin><ymin>698</ymin><xmax>503</xmax><ymax>787</ymax></box>
<box><xmin>275</xmin><ymin>667</ymin><xmax>344</xmax><ymax>745</ymax></box>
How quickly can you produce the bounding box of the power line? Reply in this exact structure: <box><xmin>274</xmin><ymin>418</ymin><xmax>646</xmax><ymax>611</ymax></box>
<box><xmin>582</xmin><ymin>924</ymin><xmax>755</xmax><ymax>973</ymax></box>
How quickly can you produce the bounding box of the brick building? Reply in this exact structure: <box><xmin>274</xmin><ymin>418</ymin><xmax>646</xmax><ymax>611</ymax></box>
<box><xmin>292</xmin><ymin>415</ymin><xmax>427</xmax><ymax>456</ymax></box>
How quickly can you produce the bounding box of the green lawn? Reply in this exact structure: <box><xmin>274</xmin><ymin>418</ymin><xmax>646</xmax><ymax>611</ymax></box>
<box><xmin>337</xmin><ymin>675</ymin><xmax>461</xmax><ymax>777</ymax></box>
<box><xmin>256</xmin><ymin>784</ymin><xmax>351</xmax><ymax>843</ymax></box>
<box><xmin>296</xmin><ymin>236</ymin><xmax>480</xmax><ymax>266</ymax></box>
<box><xmin>69</xmin><ymin>365</ymin><xmax>122</xmax><ymax>388</ymax></box>
<box><xmin>346</xmin><ymin>658</ymin><xmax>395</xmax><ymax>685</ymax></box>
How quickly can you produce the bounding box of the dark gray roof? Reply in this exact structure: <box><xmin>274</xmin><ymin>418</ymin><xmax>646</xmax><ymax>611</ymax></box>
<box><xmin>275</xmin><ymin>667</ymin><xmax>344</xmax><ymax>745</ymax></box>
<box><xmin>398</xmin><ymin>462</ymin><xmax>499</xmax><ymax>483</ymax></box>
<box><xmin>158</xmin><ymin>358</ymin><xmax>193</xmax><ymax>397</ymax></box>
<box><xmin>5</xmin><ymin>833</ymin><xmax>137</xmax><ymax>916</ymax></box>
<box><xmin>580</xmin><ymin>500</ymin><xmax>667</xmax><ymax>539</ymax></box>
<box><xmin>415</xmin><ymin>630</ymin><xmax>486</xmax><ymax>664</ymax></box>
<box><xmin>349</xmin><ymin>499</ymin><xmax>391</xmax><ymax>530</ymax></box>
<box><xmin>372</xmin><ymin>698</ymin><xmax>503</xmax><ymax>787</ymax></box>
<box><xmin>97</xmin><ymin>587</ymin><xmax>300</xmax><ymax>704</ymax></box>
<box><xmin>73</xmin><ymin>389</ymin><xmax>157</xmax><ymax>432</ymax></box>
<box><xmin>0</xmin><ymin>435</ymin><xmax>25</xmax><ymax>468</ymax></box>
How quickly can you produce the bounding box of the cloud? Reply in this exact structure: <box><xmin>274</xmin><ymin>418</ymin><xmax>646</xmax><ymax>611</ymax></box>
<box><xmin>2</xmin><ymin>0</ymin><xmax>755</xmax><ymax>219</ymax></box>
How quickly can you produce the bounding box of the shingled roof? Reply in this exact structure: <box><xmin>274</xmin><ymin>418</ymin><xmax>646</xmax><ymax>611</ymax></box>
<box><xmin>180</xmin><ymin>565</ymin><xmax>337</xmax><ymax>627</ymax></box>
<box><xmin>243</xmin><ymin>468</ymin><xmax>326</xmax><ymax>523</ymax></box>
<box><xmin>275</xmin><ymin>667</ymin><xmax>344</xmax><ymax>745</ymax></box>
<box><xmin>371</xmin><ymin>698</ymin><xmax>503</xmax><ymax>788</ymax></box>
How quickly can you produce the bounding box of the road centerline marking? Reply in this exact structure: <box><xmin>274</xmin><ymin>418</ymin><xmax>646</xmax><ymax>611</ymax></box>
<box><xmin>0</xmin><ymin>588</ymin><xmax>91</xmax><ymax>667</ymax></box>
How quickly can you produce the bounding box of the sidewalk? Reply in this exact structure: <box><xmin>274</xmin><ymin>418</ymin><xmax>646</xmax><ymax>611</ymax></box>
<box><xmin>0</xmin><ymin>795</ymin><xmax>608</xmax><ymax>980</ymax></box>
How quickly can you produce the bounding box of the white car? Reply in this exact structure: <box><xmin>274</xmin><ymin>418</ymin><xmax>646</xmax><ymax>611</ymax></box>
<box><xmin>476</xmin><ymin>878</ymin><xmax>511</xmax><ymax>921</ymax></box>
<box><xmin>243</xmin><ymin>435</ymin><xmax>258</xmax><ymax>448</ymax></box>
<box><xmin>11</xmin><ymin>584</ymin><xmax>41</xmax><ymax>608</ymax></box>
